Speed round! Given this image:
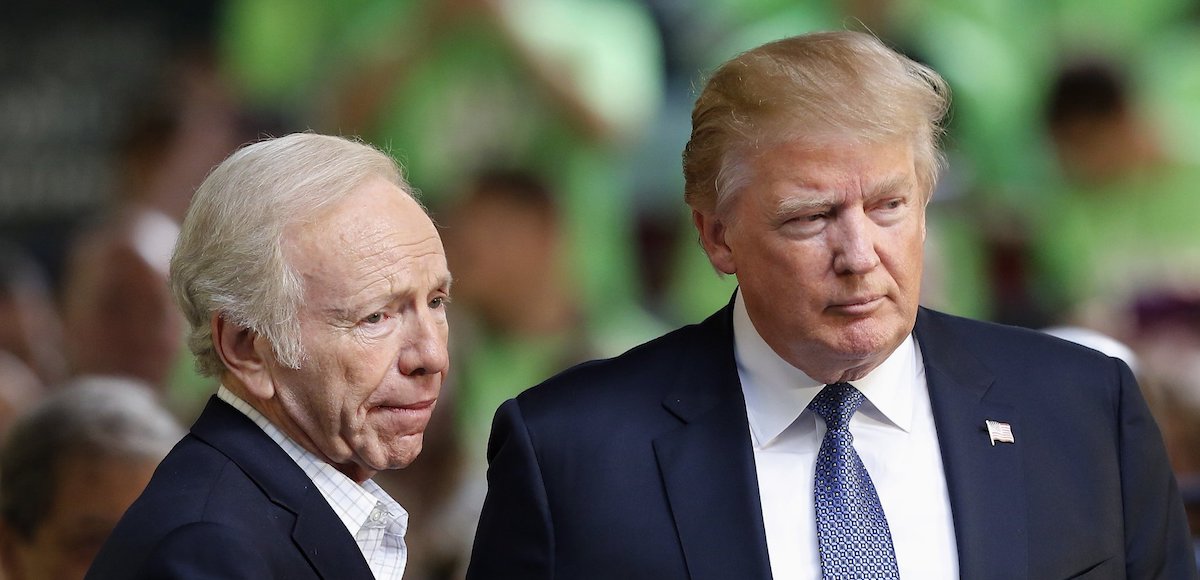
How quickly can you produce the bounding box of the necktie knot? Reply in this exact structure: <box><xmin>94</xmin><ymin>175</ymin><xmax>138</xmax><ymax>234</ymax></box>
<box><xmin>809</xmin><ymin>382</ymin><xmax>864</xmax><ymax>431</ymax></box>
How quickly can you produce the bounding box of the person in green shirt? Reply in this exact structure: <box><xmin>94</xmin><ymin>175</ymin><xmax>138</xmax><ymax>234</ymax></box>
<box><xmin>1033</xmin><ymin>55</ymin><xmax>1200</xmax><ymax>334</ymax></box>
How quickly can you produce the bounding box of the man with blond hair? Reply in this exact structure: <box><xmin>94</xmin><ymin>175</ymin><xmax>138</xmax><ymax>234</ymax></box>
<box><xmin>467</xmin><ymin>32</ymin><xmax>1195</xmax><ymax>579</ymax></box>
<box><xmin>88</xmin><ymin>133</ymin><xmax>452</xmax><ymax>579</ymax></box>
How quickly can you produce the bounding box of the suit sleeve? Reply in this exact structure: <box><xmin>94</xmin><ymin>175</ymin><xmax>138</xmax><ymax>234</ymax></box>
<box><xmin>1114</xmin><ymin>359</ymin><xmax>1199</xmax><ymax>579</ymax></box>
<box><xmin>130</xmin><ymin>522</ymin><xmax>272</xmax><ymax>579</ymax></box>
<box><xmin>466</xmin><ymin>398</ymin><xmax>555</xmax><ymax>579</ymax></box>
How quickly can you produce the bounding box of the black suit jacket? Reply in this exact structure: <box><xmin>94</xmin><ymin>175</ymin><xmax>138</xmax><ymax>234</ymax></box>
<box><xmin>467</xmin><ymin>305</ymin><xmax>1197</xmax><ymax>579</ymax></box>
<box><xmin>86</xmin><ymin>397</ymin><xmax>374</xmax><ymax>579</ymax></box>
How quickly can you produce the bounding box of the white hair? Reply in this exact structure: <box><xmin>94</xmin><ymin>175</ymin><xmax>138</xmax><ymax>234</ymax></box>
<box><xmin>169</xmin><ymin>133</ymin><xmax>415</xmax><ymax>376</ymax></box>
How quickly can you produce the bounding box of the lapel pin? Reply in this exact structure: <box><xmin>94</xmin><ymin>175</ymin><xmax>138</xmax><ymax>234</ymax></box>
<box><xmin>985</xmin><ymin>420</ymin><xmax>1015</xmax><ymax>445</ymax></box>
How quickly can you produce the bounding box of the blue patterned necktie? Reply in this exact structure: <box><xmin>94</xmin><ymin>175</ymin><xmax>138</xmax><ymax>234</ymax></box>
<box><xmin>809</xmin><ymin>383</ymin><xmax>900</xmax><ymax>580</ymax></box>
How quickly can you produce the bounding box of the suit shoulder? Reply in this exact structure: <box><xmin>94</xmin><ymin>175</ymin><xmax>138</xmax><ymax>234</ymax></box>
<box><xmin>89</xmin><ymin>436</ymin><xmax>291</xmax><ymax>577</ymax></box>
<box><xmin>136</xmin><ymin>435</ymin><xmax>259</xmax><ymax>509</ymax></box>
<box><xmin>113</xmin><ymin>436</ymin><xmax>291</xmax><ymax>537</ymax></box>
<box><xmin>916</xmin><ymin>308</ymin><xmax>1135</xmax><ymax>401</ymax></box>
<box><xmin>919</xmin><ymin>308</ymin><xmax>1126</xmax><ymax>363</ymax></box>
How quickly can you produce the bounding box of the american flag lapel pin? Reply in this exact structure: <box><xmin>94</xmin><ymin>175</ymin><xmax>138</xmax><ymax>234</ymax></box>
<box><xmin>985</xmin><ymin>420</ymin><xmax>1015</xmax><ymax>445</ymax></box>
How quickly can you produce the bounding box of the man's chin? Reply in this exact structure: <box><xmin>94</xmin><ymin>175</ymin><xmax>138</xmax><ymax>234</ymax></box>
<box><xmin>831</xmin><ymin>319</ymin><xmax>889</xmax><ymax>344</ymax></box>
<box><xmin>372</xmin><ymin>436</ymin><xmax>426</xmax><ymax>472</ymax></box>
<box><xmin>824</xmin><ymin>320</ymin><xmax>909</xmax><ymax>362</ymax></box>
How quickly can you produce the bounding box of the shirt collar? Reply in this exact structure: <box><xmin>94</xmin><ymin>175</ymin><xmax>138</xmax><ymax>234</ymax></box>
<box><xmin>216</xmin><ymin>386</ymin><xmax>408</xmax><ymax>539</ymax></box>
<box><xmin>732</xmin><ymin>292</ymin><xmax>920</xmax><ymax>448</ymax></box>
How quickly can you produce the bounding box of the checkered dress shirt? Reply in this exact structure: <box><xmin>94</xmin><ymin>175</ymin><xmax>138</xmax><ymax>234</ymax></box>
<box><xmin>218</xmin><ymin>386</ymin><xmax>408</xmax><ymax>579</ymax></box>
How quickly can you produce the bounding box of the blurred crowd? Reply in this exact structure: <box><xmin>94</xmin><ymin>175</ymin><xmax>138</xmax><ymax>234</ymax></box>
<box><xmin>4</xmin><ymin>0</ymin><xmax>1200</xmax><ymax>577</ymax></box>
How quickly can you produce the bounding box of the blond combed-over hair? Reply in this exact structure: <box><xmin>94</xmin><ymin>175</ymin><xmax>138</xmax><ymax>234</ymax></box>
<box><xmin>682</xmin><ymin>31</ymin><xmax>951</xmax><ymax>217</ymax></box>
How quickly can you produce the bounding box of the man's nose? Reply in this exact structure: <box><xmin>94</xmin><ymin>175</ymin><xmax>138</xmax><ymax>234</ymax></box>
<box><xmin>831</xmin><ymin>212</ymin><xmax>881</xmax><ymax>275</ymax></box>
<box><xmin>398</xmin><ymin>310</ymin><xmax>449</xmax><ymax>377</ymax></box>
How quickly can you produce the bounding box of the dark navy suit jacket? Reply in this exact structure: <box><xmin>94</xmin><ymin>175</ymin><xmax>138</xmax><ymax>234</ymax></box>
<box><xmin>86</xmin><ymin>397</ymin><xmax>374</xmax><ymax>579</ymax></box>
<box><xmin>467</xmin><ymin>305</ymin><xmax>1196</xmax><ymax>579</ymax></box>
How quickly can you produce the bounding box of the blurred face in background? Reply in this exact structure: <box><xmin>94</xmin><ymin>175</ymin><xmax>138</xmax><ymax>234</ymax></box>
<box><xmin>0</xmin><ymin>454</ymin><xmax>158</xmax><ymax>580</ymax></box>
<box><xmin>443</xmin><ymin>186</ymin><xmax>560</xmax><ymax>331</ymax></box>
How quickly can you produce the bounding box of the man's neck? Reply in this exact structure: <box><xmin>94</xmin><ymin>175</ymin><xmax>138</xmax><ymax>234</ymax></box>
<box><xmin>219</xmin><ymin>376</ymin><xmax>374</xmax><ymax>483</ymax></box>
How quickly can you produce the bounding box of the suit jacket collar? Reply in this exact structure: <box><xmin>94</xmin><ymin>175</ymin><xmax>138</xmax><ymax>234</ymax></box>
<box><xmin>651</xmin><ymin>302</ymin><xmax>1031</xmax><ymax>579</ymax></box>
<box><xmin>914</xmin><ymin>308</ymin><xmax>1028</xmax><ymax>579</ymax></box>
<box><xmin>654</xmin><ymin>301</ymin><xmax>774</xmax><ymax>580</ymax></box>
<box><xmin>189</xmin><ymin>397</ymin><xmax>374</xmax><ymax>579</ymax></box>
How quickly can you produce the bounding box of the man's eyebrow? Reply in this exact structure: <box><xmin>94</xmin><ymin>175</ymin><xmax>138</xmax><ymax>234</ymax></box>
<box><xmin>322</xmin><ymin>271</ymin><xmax>453</xmax><ymax>319</ymax></box>
<box><xmin>869</xmin><ymin>175</ymin><xmax>914</xmax><ymax>198</ymax></box>
<box><xmin>324</xmin><ymin>305</ymin><xmax>360</xmax><ymax>322</ymax></box>
<box><xmin>772</xmin><ymin>194</ymin><xmax>834</xmax><ymax>218</ymax></box>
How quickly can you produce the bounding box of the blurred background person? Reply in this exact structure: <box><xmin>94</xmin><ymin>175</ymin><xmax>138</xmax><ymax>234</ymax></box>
<box><xmin>0</xmin><ymin>244</ymin><xmax>60</xmax><ymax>438</ymax></box>
<box><xmin>441</xmin><ymin>170</ymin><xmax>611</xmax><ymax>453</ymax></box>
<box><xmin>0</xmin><ymin>352</ymin><xmax>43</xmax><ymax>441</ymax></box>
<box><xmin>0</xmin><ymin>243</ymin><xmax>60</xmax><ymax>440</ymax></box>
<box><xmin>1</xmin><ymin>0</ymin><xmax>286</xmax><ymax>424</ymax></box>
<box><xmin>58</xmin><ymin>50</ymin><xmax>264</xmax><ymax>419</ymax></box>
<box><xmin>0</xmin><ymin>244</ymin><xmax>65</xmax><ymax>390</ymax></box>
<box><xmin>0</xmin><ymin>377</ymin><xmax>184</xmax><ymax>580</ymax></box>
<box><xmin>1030</xmin><ymin>55</ymin><xmax>1200</xmax><ymax>337</ymax></box>
<box><xmin>0</xmin><ymin>0</ymin><xmax>224</xmax><ymax>287</ymax></box>
<box><xmin>308</xmin><ymin>0</ymin><xmax>666</xmax><ymax>354</ymax></box>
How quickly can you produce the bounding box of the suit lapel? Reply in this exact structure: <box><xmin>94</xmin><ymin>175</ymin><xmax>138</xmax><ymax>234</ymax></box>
<box><xmin>292</xmin><ymin>487</ymin><xmax>376</xmax><ymax>579</ymax></box>
<box><xmin>915</xmin><ymin>309</ymin><xmax>1028</xmax><ymax>579</ymax></box>
<box><xmin>649</xmin><ymin>302</ymin><xmax>1031</xmax><ymax>579</ymax></box>
<box><xmin>653</xmin><ymin>304</ymin><xmax>773</xmax><ymax>580</ymax></box>
<box><xmin>190</xmin><ymin>397</ymin><xmax>375</xmax><ymax>579</ymax></box>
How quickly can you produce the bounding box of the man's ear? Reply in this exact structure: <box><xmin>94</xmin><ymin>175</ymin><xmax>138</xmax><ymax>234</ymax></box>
<box><xmin>212</xmin><ymin>314</ymin><xmax>275</xmax><ymax>400</ymax></box>
<box><xmin>693</xmin><ymin>209</ymin><xmax>736</xmax><ymax>275</ymax></box>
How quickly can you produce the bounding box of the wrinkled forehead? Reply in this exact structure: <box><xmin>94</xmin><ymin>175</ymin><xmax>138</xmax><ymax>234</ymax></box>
<box><xmin>752</xmin><ymin>136</ymin><xmax>919</xmax><ymax>188</ymax></box>
<box><xmin>723</xmin><ymin>131</ymin><xmax>924</xmax><ymax>196</ymax></box>
<box><xmin>284</xmin><ymin>180</ymin><xmax>444</xmax><ymax>269</ymax></box>
<box><xmin>747</xmin><ymin>129</ymin><xmax>937</xmax><ymax>206</ymax></box>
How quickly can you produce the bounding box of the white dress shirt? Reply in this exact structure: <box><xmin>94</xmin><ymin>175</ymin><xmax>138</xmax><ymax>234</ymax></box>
<box><xmin>732</xmin><ymin>295</ymin><xmax>958</xmax><ymax>580</ymax></box>
<box><xmin>218</xmin><ymin>386</ymin><xmax>408</xmax><ymax>580</ymax></box>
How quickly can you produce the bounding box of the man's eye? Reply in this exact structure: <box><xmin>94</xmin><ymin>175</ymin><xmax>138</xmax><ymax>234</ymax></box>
<box><xmin>363</xmin><ymin>313</ymin><xmax>385</xmax><ymax>324</ymax></box>
<box><xmin>430</xmin><ymin>297</ymin><xmax>448</xmax><ymax>309</ymax></box>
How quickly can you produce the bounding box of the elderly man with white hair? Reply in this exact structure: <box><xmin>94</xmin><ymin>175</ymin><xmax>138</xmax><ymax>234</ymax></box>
<box><xmin>88</xmin><ymin>133</ymin><xmax>452</xmax><ymax>579</ymax></box>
